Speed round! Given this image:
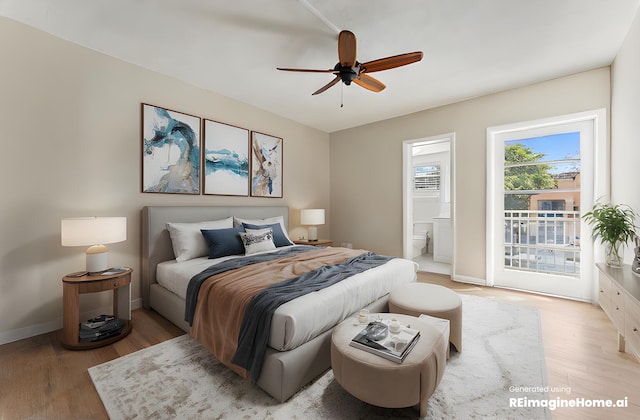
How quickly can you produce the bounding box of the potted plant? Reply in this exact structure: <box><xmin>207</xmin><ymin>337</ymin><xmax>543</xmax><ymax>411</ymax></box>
<box><xmin>582</xmin><ymin>201</ymin><xmax>638</xmax><ymax>267</ymax></box>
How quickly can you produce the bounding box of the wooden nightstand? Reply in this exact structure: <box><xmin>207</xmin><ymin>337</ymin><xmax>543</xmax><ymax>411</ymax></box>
<box><xmin>293</xmin><ymin>239</ymin><xmax>333</xmax><ymax>247</ymax></box>
<box><xmin>61</xmin><ymin>268</ymin><xmax>132</xmax><ymax>350</ymax></box>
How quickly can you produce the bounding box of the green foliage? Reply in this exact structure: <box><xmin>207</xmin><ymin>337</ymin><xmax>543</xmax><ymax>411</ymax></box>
<box><xmin>582</xmin><ymin>201</ymin><xmax>638</xmax><ymax>246</ymax></box>
<box><xmin>504</xmin><ymin>143</ymin><xmax>544</xmax><ymax>165</ymax></box>
<box><xmin>504</xmin><ymin>144</ymin><xmax>557</xmax><ymax>210</ymax></box>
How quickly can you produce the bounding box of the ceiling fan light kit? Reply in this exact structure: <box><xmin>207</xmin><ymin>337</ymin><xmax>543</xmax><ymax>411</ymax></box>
<box><xmin>278</xmin><ymin>30</ymin><xmax>423</xmax><ymax>96</ymax></box>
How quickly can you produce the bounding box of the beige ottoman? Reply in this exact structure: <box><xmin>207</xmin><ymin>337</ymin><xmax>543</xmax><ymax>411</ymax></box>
<box><xmin>389</xmin><ymin>283</ymin><xmax>462</xmax><ymax>353</ymax></box>
<box><xmin>331</xmin><ymin>313</ymin><xmax>447</xmax><ymax>417</ymax></box>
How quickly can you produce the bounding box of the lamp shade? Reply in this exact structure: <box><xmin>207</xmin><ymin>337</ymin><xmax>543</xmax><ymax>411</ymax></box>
<box><xmin>300</xmin><ymin>209</ymin><xmax>325</xmax><ymax>226</ymax></box>
<box><xmin>61</xmin><ymin>217</ymin><xmax>127</xmax><ymax>246</ymax></box>
<box><xmin>61</xmin><ymin>217</ymin><xmax>127</xmax><ymax>274</ymax></box>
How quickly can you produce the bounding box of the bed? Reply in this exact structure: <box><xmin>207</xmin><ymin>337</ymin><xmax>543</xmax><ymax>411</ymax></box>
<box><xmin>141</xmin><ymin>205</ymin><xmax>418</xmax><ymax>402</ymax></box>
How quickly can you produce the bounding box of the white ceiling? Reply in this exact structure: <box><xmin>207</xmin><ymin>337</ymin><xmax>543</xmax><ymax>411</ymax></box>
<box><xmin>1</xmin><ymin>0</ymin><xmax>638</xmax><ymax>133</ymax></box>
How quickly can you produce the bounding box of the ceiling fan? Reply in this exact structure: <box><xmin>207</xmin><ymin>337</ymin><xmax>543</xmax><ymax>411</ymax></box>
<box><xmin>277</xmin><ymin>30</ymin><xmax>423</xmax><ymax>95</ymax></box>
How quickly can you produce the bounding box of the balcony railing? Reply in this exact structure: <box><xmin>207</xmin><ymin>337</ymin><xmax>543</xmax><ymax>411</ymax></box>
<box><xmin>504</xmin><ymin>210</ymin><xmax>581</xmax><ymax>276</ymax></box>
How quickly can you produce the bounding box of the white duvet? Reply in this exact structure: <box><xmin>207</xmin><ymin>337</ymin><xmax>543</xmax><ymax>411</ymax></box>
<box><xmin>156</xmin><ymin>246</ymin><xmax>418</xmax><ymax>351</ymax></box>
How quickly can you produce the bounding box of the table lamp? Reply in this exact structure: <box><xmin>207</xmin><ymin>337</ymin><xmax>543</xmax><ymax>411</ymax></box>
<box><xmin>61</xmin><ymin>217</ymin><xmax>127</xmax><ymax>274</ymax></box>
<box><xmin>300</xmin><ymin>209</ymin><xmax>325</xmax><ymax>241</ymax></box>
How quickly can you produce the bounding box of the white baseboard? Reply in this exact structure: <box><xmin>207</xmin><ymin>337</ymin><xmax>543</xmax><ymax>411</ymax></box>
<box><xmin>0</xmin><ymin>298</ymin><xmax>143</xmax><ymax>346</ymax></box>
<box><xmin>0</xmin><ymin>318</ymin><xmax>63</xmax><ymax>346</ymax></box>
<box><xmin>451</xmin><ymin>273</ymin><xmax>486</xmax><ymax>286</ymax></box>
<box><xmin>131</xmin><ymin>298</ymin><xmax>142</xmax><ymax>310</ymax></box>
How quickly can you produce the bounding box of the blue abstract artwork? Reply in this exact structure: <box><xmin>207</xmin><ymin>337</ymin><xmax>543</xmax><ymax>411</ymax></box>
<box><xmin>203</xmin><ymin>120</ymin><xmax>249</xmax><ymax>196</ymax></box>
<box><xmin>142</xmin><ymin>104</ymin><xmax>201</xmax><ymax>194</ymax></box>
<box><xmin>251</xmin><ymin>131</ymin><xmax>283</xmax><ymax>198</ymax></box>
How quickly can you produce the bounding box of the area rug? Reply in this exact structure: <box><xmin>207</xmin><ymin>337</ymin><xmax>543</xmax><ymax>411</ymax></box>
<box><xmin>89</xmin><ymin>294</ymin><xmax>549</xmax><ymax>419</ymax></box>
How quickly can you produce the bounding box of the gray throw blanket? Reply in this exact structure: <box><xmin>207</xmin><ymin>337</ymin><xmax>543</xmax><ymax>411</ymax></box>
<box><xmin>231</xmin><ymin>251</ymin><xmax>394</xmax><ymax>382</ymax></box>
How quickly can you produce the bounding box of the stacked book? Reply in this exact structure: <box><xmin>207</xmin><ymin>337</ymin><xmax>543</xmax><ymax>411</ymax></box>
<box><xmin>350</xmin><ymin>321</ymin><xmax>420</xmax><ymax>363</ymax></box>
<box><xmin>79</xmin><ymin>315</ymin><xmax>125</xmax><ymax>342</ymax></box>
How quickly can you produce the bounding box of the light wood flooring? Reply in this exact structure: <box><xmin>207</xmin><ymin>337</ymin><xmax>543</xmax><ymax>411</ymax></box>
<box><xmin>1</xmin><ymin>273</ymin><xmax>639</xmax><ymax>419</ymax></box>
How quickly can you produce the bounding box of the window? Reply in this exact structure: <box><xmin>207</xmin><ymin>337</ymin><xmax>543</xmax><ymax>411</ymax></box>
<box><xmin>538</xmin><ymin>200</ymin><xmax>565</xmax><ymax>211</ymax></box>
<box><xmin>414</xmin><ymin>164</ymin><xmax>440</xmax><ymax>191</ymax></box>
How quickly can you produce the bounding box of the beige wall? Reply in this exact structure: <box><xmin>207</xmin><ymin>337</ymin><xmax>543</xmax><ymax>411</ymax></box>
<box><xmin>612</xmin><ymin>8</ymin><xmax>640</xmax><ymax>263</ymax></box>
<box><xmin>330</xmin><ymin>68</ymin><xmax>611</xmax><ymax>282</ymax></box>
<box><xmin>0</xmin><ymin>17</ymin><xmax>330</xmax><ymax>343</ymax></box>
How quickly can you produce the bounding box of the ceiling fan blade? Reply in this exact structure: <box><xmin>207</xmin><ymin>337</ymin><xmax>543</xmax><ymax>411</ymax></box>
<box><xmin>353</xmin><ymin>74</ymin><xmax>386</xmax><ymax>92</ymax></box>
<box><xmin>277</xmin><ymin>67</ymin><xmax>335</xmax><ymax>73</ymax></box>
<box><xmin>312</xmin><ymin>76</ymin><xmax>341</xmax><ymax>95</ymax></box>
<box><xmin>338</xmin><ymin>30</ymin><xmax>357</xmax><ymax>67</ymax></box>
<box><xmin>360</xmin><ymin>51</ymin><xmax>423</xmax><ymax>73</ymax></box>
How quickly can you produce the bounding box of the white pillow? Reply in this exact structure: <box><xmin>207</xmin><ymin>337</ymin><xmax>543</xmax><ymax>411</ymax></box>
<box><xmin>240</xmin><ymin>228</ymin><xmax>276</xmax><ymax>255</ymax></box>
<box><xmin>234</xmin><ymin>216</ymin><xmax>292</xmax><ymax>243</ymax></box>
<box><xmin>167</xmin><ymin>217</ymin><xmax>233</xmax><ymax>262</ymax></box>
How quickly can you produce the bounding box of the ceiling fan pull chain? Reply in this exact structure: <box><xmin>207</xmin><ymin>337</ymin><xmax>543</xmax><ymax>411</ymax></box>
<box><xmin>341</xmin><ymin>83</ymin><xmax>344</xmax><ymax>108</ymax></box>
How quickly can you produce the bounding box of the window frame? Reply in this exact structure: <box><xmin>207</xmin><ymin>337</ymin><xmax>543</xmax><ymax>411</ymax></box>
<box><xmin>413</xmin><ymin>162</ymin><xmax>441</xmax><ymax>195</ymax></box>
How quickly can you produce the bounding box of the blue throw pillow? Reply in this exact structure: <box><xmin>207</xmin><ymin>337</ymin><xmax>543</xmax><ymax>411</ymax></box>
<box><xmin>242</xmin><ymin>222</ymin><xmax>293</xmax><ymax>247</ymax></box>
<box><xmin>201</xmin><ymin>226</ymin><xmax>245</xmax><ymax>258</ymax></box>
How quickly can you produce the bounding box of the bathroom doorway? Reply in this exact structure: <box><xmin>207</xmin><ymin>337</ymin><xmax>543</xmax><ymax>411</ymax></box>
<box><xmin>402</xmin><ymin>134</ymin><xmax>455</xmax><ymax>275</ymax></box>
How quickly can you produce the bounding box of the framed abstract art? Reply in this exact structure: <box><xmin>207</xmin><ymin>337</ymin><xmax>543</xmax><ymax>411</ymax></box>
<box><xmin>142</xmin><ymin>103</ymin><xmax>201</xmax><ymax>194</ymax></box>
<box><xmin>203</xmin><ymin>120</ymin><xmax>250</xmax><ymax>196</ymax></box>
<box><xmin>250</xmin><ymin>131</ymin><xmax>283</xmax><ymax>198</ymax></box>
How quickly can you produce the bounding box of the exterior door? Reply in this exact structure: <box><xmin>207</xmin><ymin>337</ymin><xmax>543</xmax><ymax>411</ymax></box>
<box><xmin>487</xmin><ymin>110</ymin><xmax>606</xmax><ymax>301</ymax></box>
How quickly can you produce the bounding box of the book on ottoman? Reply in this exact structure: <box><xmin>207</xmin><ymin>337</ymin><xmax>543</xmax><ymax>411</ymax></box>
<box><xmin>349</xmin><ymin>321</ymin><xmax>420</xmax><ymax>363</ymax></box>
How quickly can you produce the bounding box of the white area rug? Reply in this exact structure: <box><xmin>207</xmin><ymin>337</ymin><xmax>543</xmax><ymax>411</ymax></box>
<box><xmin>89</xmin><ymin>294</ymin><xmax>549</xmax><ymax>419</ymax></box>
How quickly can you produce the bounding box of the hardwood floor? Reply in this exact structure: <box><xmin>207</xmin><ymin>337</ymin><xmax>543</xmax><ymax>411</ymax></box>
<box><xmin>1</xmin><ymin>273</ymin><xmax>639</xmax><ymax>419</ymax></box>
<box><xmin>0</xmin><ymin>309</ymin><xmax>184</xmax><ymax>419</ymax></box>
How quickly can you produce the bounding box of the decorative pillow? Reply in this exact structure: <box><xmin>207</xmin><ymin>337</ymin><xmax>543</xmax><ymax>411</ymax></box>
<box><xmin>200</xmin><ymin>226</ymin><xmax>246</xmax><ymax>259</ymax></box>
<box><xmin>234</xmin><ymin>216</ymin><xmax>292</xmax><ymax>244</ymax></box>
<box><xmin>166</xmin><ymin>217</ymin><xmax>233</xmax><ymax>262</ymax></box>
<box><xmin>240</xmin><ymin>228</ymin><xmax>276</xmax><ymax>255</ymax></box>
<box><xmin>242</xmin><ymin>222</ymin><xmax>293</xmax><ymax>247</ymax></box>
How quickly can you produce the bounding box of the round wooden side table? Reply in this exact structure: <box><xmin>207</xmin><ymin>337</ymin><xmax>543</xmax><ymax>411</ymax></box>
<box><xmin>61</xmin><ymin>268</ymin><xmax>133</xmax><ymax>350</ymax></box>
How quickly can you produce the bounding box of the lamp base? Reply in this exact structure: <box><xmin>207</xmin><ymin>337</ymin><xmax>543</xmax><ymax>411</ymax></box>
<box><xmin>86</xmin><ymin>245</ymin><xmax>109</xmax><ymax>274</ymax></box>
<box><xmin>307</xmin><ymin>226</ymin><xmax>318</xmax><ymax>241</ymax></box>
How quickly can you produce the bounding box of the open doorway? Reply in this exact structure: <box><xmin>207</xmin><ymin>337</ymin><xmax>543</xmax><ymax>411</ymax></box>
<box><xmin>403</xmin><ymin>133</ymin><xmax>455</xmax><ymax>275</ymax></box>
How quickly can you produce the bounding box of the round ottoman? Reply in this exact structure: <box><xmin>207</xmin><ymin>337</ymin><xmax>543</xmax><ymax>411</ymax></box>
<box><xmin>331</xmin><ymin>313</ymin><xmax>447</xmax><ymax>417</ymax></box>
<box><xmin>389</xmin><ymin>283</ymin><xmax>462</xmax><ymax>352</ymax></box>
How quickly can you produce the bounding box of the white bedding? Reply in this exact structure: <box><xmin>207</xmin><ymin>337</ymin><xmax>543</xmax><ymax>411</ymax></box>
<box><xmin>156</xmin><ymin>246</ymin><xmax>418</xmax><ymax>351</ymax></box>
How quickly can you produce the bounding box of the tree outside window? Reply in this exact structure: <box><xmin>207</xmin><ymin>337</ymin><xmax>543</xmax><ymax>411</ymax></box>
<box><xmin>504</xmin><ymin>143</ymin><xmax>556</xmax><ymax>210</ymax></box>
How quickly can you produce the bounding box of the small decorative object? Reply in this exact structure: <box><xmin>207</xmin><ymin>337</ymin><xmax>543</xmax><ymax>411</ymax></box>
<box><xmin>203</xmin><ymin>120</ymin><xmax>249</xmax><ymax>196</ymax></box>
<box><xmin>357</xmin><ymin>309</ymin><xmax>370</xmax><ymax>324</ymax></box>
<box><xmin>365</xmin><ymin>322</ymin><xmax>389</xmax><ymax>341</ymax></box>
<box><xmin>389</xmin><ymin>336</ymin><xmax>409</xmax><ymax>352</ymax></box>
<box><xmin>300</xmin><ymin>208</ymin><xmax>325</xmax><ymax>241</ymax></box>
<box><xmin>142</xmin><ymin>103</ymin><xmax>201</xmax><ymax>194</ymax></box>
<box><xmin>633</xmin><ymin>237</ymin><xmax>640</xmax><ymax>276</ymax></box>
<box><xmin>582</xmin><ymin>201</ymin><xmax>638</xmax><ymax>268</ymax></box>
<box><xmin>250</xmin><ymin>131</ymin><xmax>283</xmax><ymax>198</ymax></box>
<box><xmin>389</xmin><ymin>318</ymin><xmax>402</xmax><ymax>334</ymax></box>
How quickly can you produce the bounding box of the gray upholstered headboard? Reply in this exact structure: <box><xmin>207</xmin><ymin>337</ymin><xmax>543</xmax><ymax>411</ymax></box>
<box><xmin>141</xmin><ymin>205</ymin><xmax>289</xmax><ymax>308</ymax></box>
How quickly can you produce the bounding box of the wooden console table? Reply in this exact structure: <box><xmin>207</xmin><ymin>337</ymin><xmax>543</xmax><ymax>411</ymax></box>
<box><xmin>596</xmin><ymin>263</ymin><xmax>640</xmax><ymax>361</ymax></box>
